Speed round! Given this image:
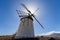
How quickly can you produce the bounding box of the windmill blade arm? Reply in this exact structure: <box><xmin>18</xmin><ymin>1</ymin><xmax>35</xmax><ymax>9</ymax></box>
<box><xmin>16</xmin><ymin>10</ymin><xmax>20</xmax><ymax>14</ymax></box>
<box><xmin>19</xmin><ymin>11</ymin><xmax>27</xmax><ymax>14</ymax></box>
<box><xmin>19</xmin><ymin>15</ymin><xmax>23</xmax><ymax>17</ymax></box>
<box><xmin>33</xmin><ymin>8</ymin><xmax>39</xmax><ymax>14</ymax></box>
<box><xmin>16</xmin><ymin>10</ymin><xmax>29</xmax><ymax>15</ymax></box>
<box><xmin>21</xmin><ymin>3</ymin><xmax>31</xmax><ymax>13</ymax></box>
<box><xmin>16</xmin><ymin>10</ymin><xmax>26</xmax><ymax>14</ymax></box>
<box><xmin>33</xmin><ymin>16</ymin><xmax>44</xmax><ymax>29</ymax></box>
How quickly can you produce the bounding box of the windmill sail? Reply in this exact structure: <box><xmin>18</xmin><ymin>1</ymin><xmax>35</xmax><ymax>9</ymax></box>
<box><xmin>33</xmin><ymin>16</ymin><xmax>44</xmax><ymax>29</ymax></box>
<box><xmin>21</xmin><ymin>3</ymin><xmax>31</xmax><ymax>13</ymax></box>
<box><xmin>33</xmin><ymin>8</ymin><xmax>39</xmax><ymax>14</ymax></box>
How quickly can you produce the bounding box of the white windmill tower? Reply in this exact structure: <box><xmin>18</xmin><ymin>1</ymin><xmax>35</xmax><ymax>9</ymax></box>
<box><xmin>15</xmin><ymin>3</ymin><xmax>44</xmax><ymax>39</ymax></box>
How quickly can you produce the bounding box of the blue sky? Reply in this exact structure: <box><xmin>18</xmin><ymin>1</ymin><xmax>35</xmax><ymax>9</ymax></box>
<box><xmin>0</xmin><ymin>0</ymin><xmax>60</xmax><ymax>35</ymax></box>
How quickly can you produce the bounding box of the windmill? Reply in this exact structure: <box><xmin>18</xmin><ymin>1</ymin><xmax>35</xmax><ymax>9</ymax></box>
<box><xmin>15</xmin><ymin>3</ymin><xmax>44</xmax><ymax>39</ymax></box>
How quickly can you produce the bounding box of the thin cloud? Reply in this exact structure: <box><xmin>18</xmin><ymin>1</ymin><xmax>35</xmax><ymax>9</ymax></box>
<box><xmin>35</xmin><ymin>31</ymin><xmax>60</xmax><ymax>36</ymax></box>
